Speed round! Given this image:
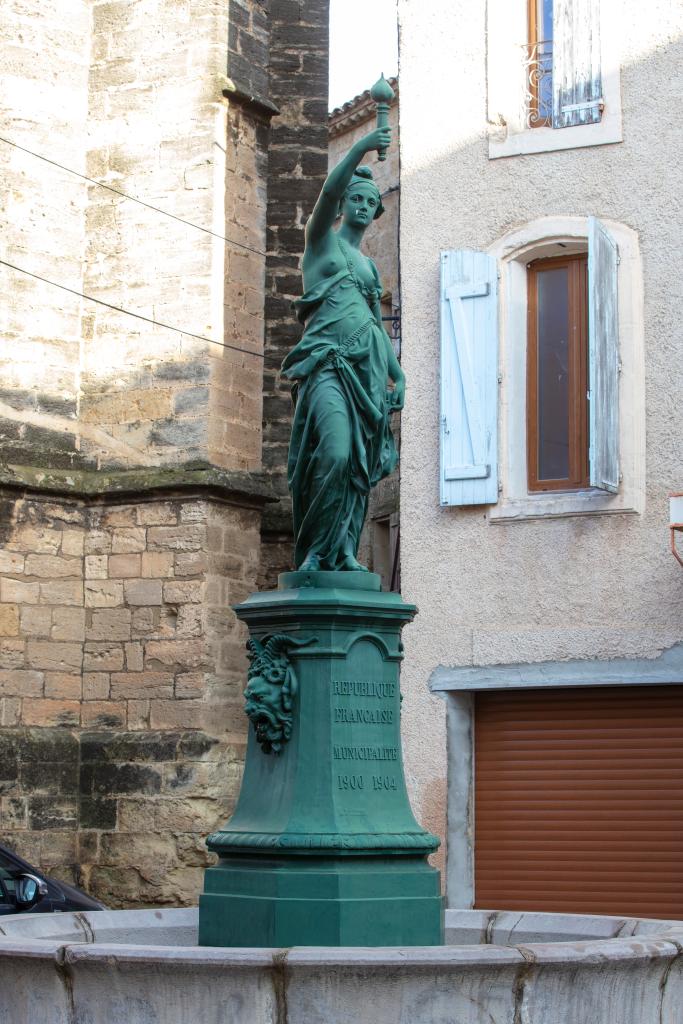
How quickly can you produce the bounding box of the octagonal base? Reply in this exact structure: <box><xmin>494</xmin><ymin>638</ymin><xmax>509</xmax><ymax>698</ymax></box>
<box><xmin>198</xmin><ymin>856</ymin><xmax>443</xmax><ymax>947</ymax></box>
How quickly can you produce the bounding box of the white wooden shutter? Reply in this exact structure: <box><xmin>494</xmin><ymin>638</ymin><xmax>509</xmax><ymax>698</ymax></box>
<box><xmin>552</xmin><ymin>0</ymin><xmax>602</xmax><ymax>128</ymax></box>
<box><xmin>440</xmin><ymin>251</ymin><xmax>498</xmax><ymax>507</ymax></box>
<box><xmin>588</xmin><ymin>217</ymin><xmax>619</xmax><ymax>493</ymax></box>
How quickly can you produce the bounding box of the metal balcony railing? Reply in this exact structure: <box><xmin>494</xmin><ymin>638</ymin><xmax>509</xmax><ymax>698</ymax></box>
<box><xmin>523</xmin><ymin>40</ymin><xmax>553</xmax><ymax>128</ymax></box>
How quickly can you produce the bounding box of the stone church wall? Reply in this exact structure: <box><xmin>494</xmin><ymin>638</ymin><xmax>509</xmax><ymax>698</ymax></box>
<box><xmin>0</xmin><ymin>0</ymin><xmax>330</xmax><ymax>906</ymax></box>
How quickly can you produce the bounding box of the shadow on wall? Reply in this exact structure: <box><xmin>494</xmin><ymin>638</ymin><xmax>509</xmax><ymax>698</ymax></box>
<box><xmin>0</xmin><ymin>359</ymin><xmax>218</xmax><ymax>472</ymax></box>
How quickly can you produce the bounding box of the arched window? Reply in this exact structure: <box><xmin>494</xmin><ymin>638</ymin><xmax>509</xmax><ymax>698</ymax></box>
<box><xmin>439</xmin><ymin>217</ymin><xmax>645</xmax><ymax>521</ymax></box>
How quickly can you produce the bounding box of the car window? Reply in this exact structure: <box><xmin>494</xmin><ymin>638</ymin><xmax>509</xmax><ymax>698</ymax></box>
<box><xmin>0</xmin><ymin>854</ymin><xmax>25</xmax><ymax>897</ymax></box>
<box><xmin>0</xmin><ymin>851</ymin><xmax>19</xmax><ymax>875</ymax></box>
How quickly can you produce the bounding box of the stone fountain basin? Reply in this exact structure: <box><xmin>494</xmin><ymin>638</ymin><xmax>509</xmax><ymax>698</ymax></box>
<box><xmin>0</xmin><ymin>907</ymin><xmax>681</xmax><ymax>1023</ymax></box>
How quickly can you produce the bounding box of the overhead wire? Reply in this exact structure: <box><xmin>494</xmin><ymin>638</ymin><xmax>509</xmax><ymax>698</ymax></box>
<box><xmin>0</xmin><ymin>258</ymin><xmax>265</xmax><ymax>359</ymax></box>
<box><xmin>0</xmin><ymin>133</ymin><xmax>305</xmax><ymax>359</ymax></box>
<box><xmin>0</xmin><ymin>136</ymin><xmax>398</xmax><ymax>358</ymax></box>
<box><xmin>0</xmin><ymin>135</ymin><xmax>302</xmax><ymax>277</ymax></box>
<box><xmin>0</xmin><ymin>135</ymin><xmax>271</xmax><ymax>260</ymax></box>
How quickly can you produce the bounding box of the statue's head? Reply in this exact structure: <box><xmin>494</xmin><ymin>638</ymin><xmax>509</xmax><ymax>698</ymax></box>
<box><xmin>339</xmin><ymin>165</ymin><xmax>384</xmax><ymax>224</ymax></box>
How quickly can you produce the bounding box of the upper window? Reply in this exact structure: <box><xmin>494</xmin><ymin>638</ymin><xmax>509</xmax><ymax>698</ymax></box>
<box><xmin>526</xmin><ymin>0</ymin><xmax>554</xmax><ymax>127</ymax></box>
<box><xmin>525</xmin><ymin>0</ymin><xmax>603</xmax><ymax>131</ymax></box>
<box><xmin>487</xmin><ymin>0</ymin><xmax>622</xmax><ymax>157</ymax></box>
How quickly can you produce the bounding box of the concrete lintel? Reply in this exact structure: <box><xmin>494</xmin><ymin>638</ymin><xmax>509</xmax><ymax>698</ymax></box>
<box><xmin>430</xmin><ymin>641</ymin><xmax>683</xmax><ymax>692</ymax></box>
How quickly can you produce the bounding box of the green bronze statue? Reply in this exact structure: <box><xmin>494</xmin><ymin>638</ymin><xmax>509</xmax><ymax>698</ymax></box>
<box><xmin>281</xmin><ymin>119</ymin><xmax>404</xmax><ymax>573</ymax></box>
<box><xmin>198</xmin><ymin>82</ymin><xmax>443</xmax><ymax>951</ymax></box>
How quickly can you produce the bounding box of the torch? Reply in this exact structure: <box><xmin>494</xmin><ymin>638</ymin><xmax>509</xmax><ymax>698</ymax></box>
<box><xmin>370</xmin><ymin>73</ymin><xmax>395</xmax><ymax>162</ymax></box>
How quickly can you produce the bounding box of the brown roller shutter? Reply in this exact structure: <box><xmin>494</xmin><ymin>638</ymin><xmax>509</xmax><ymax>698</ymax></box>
<box><xmin>474</xmin><ymin>686</ymin><xmax>683</xmax><ymax>918</ymax></box>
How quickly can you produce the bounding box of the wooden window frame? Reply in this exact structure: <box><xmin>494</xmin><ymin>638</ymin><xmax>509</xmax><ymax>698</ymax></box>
<box><xmin>527</xmin><ymin>253</ymin><xmax>589</xmax><ymax>492</ymax></box>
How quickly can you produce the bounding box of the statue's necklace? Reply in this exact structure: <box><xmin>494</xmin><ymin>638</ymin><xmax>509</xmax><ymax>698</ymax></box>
<box><xmin>337</xmin><ymin>237</ymin><xmax>375</xmax><ymax>303</ymax></box>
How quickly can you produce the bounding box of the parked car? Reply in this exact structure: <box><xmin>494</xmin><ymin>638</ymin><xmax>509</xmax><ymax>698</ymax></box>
<box><xmin>0</xmin><ymin>843</ymin><xmax>105</xmax><ymax>914</ymax></box>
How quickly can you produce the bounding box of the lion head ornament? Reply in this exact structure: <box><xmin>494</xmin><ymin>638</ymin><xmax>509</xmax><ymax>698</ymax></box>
<box><xmin>244</xmin><ymin>634</ymin><xmax>311</xmax><ymax>754</ymax></box>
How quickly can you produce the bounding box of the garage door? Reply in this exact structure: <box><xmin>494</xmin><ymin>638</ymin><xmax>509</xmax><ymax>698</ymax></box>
<box><xmin>474</xmin><ymin>685</ymin><xmax>683</xmax><ymax>918</ymax></box>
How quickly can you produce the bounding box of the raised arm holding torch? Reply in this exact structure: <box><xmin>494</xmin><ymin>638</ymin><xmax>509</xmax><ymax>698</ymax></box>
<box><xmin>370</xmin><ymin>72</ymin><xmax>395</xmax><ymax>162</ymax></box>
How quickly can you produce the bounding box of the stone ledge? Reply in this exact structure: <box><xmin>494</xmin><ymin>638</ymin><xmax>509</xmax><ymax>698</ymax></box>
<box><xmin>0</xmin><ymin>462</ymin><xmax>278</xmax><ymax>510</ymax></box>
<box><xmin>221</xmin><ymin>75</ymin><xmax>280</xmax><ymax>119</ymax></box>
<box><xmin>1</xmin><ymin>909</ymin><xmax>683</xmax><ymax>962</ymax></box>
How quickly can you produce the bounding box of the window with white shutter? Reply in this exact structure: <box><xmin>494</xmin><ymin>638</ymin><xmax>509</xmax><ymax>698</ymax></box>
<box><xmin>440</xmin><ymin>221</ymin><xmax>641</xmax><ymax>515</ymax></box>
<box><xmin>526</xmin><ymin>0</ymin><xmax>604</xmax><ymax>130</ymax></box>
<box><xmin>487</xmin><ymin>0</ymin><xmax>622</xmax><ymax>159</ymax></box>
<box><xmin>439</xmin><ymin>251</ymin><xmax>498</xmax><ymax>507</ymax></box>
<box><xmin>588</xmin><ymin>217</ymin><xmax>620</xmax><ymax>492</ymax></box>
<box><xmin>551</xmin><ymin>0</ymin><xmax>603</xmax><ymax>128</ymax></box>
<box><xmin>486</xmin><ymin>216</ymin><xmax>643</xmax><ymax>523</ymax></box>
<box><xmin>524</xmin><ymin>221</ymin><xmax>619</xmax><ymax>496</ymax></box>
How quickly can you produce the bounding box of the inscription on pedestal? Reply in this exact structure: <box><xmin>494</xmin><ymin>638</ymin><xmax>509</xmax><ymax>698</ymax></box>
<box><xmin>334</xmin><ymin>707</ymin><xmax>393</xmax><ymax>723</ymax></box>
<box><xmin>332</xmin><ymin>676</ymin><xmax>399</xmax><ymax>793</ymax></box>
<box><xmin>333</xmin><ymin>680</ymin><xmax>395</xmax><ymax>698</ymax></box>
<box><xmin>333</xmin><ymin>745</ymin><xmax>398</xmax><ymax>760</ymax></box>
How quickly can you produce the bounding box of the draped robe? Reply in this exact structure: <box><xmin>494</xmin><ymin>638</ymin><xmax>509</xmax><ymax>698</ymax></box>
<box><xmin>281</xmin><ymin>244</ymin><xmax>397</xmax><ymax>570</ymax></box>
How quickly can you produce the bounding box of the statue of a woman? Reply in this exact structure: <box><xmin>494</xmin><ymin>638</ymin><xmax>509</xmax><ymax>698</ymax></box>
<box><xmin>281</xmin><ymin>125</ymin><xmax>404</xmax><ymax>572</ymax></box>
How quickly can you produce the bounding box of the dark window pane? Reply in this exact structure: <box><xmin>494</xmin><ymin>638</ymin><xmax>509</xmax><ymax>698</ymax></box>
<box><xmin>536</xmin><ymin>266</ymin><xmax>569</xmax><ymax>480</ymax></box>
<box><xmin>536</xmin><ymin>0</ymin><xmax>553</xmax><ymax>119</ymax></box>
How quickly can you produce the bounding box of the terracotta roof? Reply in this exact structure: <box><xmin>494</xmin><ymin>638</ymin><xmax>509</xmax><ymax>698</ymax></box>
<box><xmin>328</xmin><ymin>77</ymin><xmax>398</xmax><ymax>137</ymax></box>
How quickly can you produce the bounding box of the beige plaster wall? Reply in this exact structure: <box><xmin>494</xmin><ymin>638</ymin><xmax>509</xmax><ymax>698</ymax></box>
<box><xmin>397</xmin><ymin>0</ymin><xmax>683</xmax><ymax>859</ymax></box>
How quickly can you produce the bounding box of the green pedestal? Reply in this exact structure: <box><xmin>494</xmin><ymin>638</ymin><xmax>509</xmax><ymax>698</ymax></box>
<box><xmin>198</xmin><ymin>571</ymin><xmax>443</xmax><ymax>947</ymax></box>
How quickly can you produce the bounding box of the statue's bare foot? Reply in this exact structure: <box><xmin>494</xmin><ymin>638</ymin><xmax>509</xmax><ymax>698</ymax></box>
<box><xmin>299</xmin><ymin>552</ymin><xmax>321</xmax><ymax>572</ymax></box>
<box><xmin>340</xmin><ymin>554</ymin><xmax>369</xmax><ymax>572</ymax></box>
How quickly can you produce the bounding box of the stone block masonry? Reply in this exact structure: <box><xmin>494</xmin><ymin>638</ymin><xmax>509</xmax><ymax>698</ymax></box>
<box><xmin>0</xmin><ymin>489</ymin><xmax>262</xmax><ymax>906</ymax></box>
<box><xmin>0</xmin><ymin>0</ymin><xmax>332</xmax><ymax>909</ymax></box>
<box><xmin>259</xmin><ymin>0</ymin><xmax>330</xmax><ymax>588</ymax></box>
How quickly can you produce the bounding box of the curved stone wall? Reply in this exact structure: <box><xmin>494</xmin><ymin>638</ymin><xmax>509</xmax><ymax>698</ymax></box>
<box><xmin>0</xmin><ymin>908</ymin><xmax>682</xmax><ymax>1022</ymax></box>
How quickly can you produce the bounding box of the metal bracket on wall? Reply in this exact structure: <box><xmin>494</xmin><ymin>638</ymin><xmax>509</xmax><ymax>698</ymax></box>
<box><xmin>670</xmin><ymin>493</ymin><xmax>683</xmax><ymax>568</ymax></box>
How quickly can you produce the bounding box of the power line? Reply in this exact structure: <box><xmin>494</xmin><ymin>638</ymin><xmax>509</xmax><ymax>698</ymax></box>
<box><xmin>0</xmin><ymin>135</ymin><xmax>272</xmax><ymax>261</ymax></box>
<box><xmin>0</xmin><ymin>258</ymin><xmax>265</xmax><ymax>360</ymax></box>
